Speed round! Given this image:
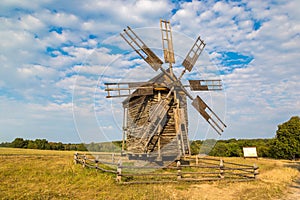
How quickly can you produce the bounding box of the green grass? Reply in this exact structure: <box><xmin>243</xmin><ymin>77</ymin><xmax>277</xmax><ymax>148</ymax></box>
<box><xmin>0</xmin><ymin>147</ymin><xmax>299</xmax><ymax>200</ymax></box>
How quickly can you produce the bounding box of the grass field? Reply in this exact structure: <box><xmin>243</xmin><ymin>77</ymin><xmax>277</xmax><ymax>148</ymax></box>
<box><xmin>0</xmin><ymin>148</ymin><xmax>299</xmax><ymax>200</ymax></box>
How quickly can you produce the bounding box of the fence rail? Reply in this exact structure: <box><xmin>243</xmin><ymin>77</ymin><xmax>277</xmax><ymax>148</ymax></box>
<box><xmin>73</xmin><ymin>153</ymin><xmax>259</xmax><ymax>184</ymax></box>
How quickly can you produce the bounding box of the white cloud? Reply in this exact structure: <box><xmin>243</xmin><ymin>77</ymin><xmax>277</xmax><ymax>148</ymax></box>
<box><xmin>171</xmin><ymin>0</ymin><xmax>300</xmax><ymax>139</ymax></box>
<box><xmin>0</xmin><ymin>96</ymin><xmax>78</xmax><ymax>142</ymax></box>
<box><xmin>0</xmin><ymin>0</ymin><xmax>299</xmax><ymax>144</ymax></box>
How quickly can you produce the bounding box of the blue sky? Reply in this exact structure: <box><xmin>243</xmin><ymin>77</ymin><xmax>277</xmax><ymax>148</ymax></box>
<box><xmin>0</xmin><ymin>0</ymin><xmax>299</xmax><ymax>143</ymax></box>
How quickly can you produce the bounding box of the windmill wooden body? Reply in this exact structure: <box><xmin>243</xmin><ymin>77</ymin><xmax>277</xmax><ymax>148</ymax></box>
<box><xmin>105</xmin><ymin>20</ymin><xmax>226</xmax><ymax>162</ymax></box>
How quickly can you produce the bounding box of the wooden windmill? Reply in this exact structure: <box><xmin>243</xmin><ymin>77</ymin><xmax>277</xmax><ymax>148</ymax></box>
<box><xmin>104</xmin><ymin>20</ymin><xmax>226</xmax><ymax>162</ymax></box>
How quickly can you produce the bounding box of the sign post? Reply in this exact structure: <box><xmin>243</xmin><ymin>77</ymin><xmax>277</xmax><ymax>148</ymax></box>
<box><xmin>243</xmin><ymin>147</ymin><xmax>258</xmax><ymax>159</ymax></box>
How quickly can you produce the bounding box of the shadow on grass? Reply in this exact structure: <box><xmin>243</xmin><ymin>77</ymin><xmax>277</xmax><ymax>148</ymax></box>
<box><xmin>284</xmin><ymin>161</ymin><xmax>300</xmax><ymax>189</ymax></box>
<box><xmin>283</xmin><ymin>160</ymin><xmax>300</xmax><ymax>171</ymax></box>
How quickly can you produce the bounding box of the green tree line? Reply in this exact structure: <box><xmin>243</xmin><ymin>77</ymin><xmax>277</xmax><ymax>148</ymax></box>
<box><xmin>0</xmin><ymin>138</ymin><xmax>123</xmax><ymax>152</ymax></box>
<box><xmin>0</xmin><ymin>138</ymin><xmax>87</xmax><ymax>151</ymax></box>
<box><xmin>190</xmin><ymin>138</ymin><xmax>273</xmax><ymax>157</ymax></box>
<box><xmin>1</xmin><ymin>116</ymin><xmax>299</xmax><ymax>159</ymax></box>
<box><xmin>191</xmin><ymin>116</ymin><xmax>300</xmax><ymax>160</ymax></box>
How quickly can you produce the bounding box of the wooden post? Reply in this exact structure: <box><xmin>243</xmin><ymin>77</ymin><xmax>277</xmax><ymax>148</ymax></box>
<box><xmin>157</xmin><ymin>123</ymin><xmax>162</xmax><ymax>161</ymax></box>
<box><xmin>157</xmin><ymin>91</ymin><xmax>162</xmax><ymax>162</ymax></box>
<box><xmin>219</xmin><ymin>159</ymin><xmax>224</xmax><ymax>179</ymax></box>
<box><xmin>177</xmin><ymin>161</ymin><xmax>182</xmax><ymax>180</ymax></box>
<box><xmin>196</xmin><ymin>155</ymin><xmax>199</xmax><ymax>166</ymax></box>
<box><xmin>95</xmin><ymin>159</ymin><xmax>99</xmax><ymax>170</ymax></box>
<box><xmin>83</xmin><ymin>154</ymin><xmax>86</xmax><ymax>168</ymax></box>
<box><xmin>116</xmin><ymin>159</ymin><xmax>122</xmax><ymax>183</ymax></box>
<box><xmin>253</xmin><ymin>164</ymin><xmax>259</xmax><ymax>179</ymax></box>
<box><xmin>158</xmin><ymin>91</ymin><xmax>161</xmax><ymax>101</ymax></box>
<box><xmin>112</xmin><ymin>153</ymin><xmax>115</xmax><ymax>164</ymax></box>
<box><xmin>157</xmin><ymin>136</ymin><xmax>162</xmax><ymax>161</ymax></box>
<box><xmin>174</xmin><ymin>107</ymin><xmax>182</xmax><ymax>157</ymax></box>
<box><xmin>74</xmin><ymin>152</ymin><xmax>78</xmax><ymax>164</ymax></box>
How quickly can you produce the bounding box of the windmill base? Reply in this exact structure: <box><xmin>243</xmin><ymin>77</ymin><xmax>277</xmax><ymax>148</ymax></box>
<box><xmin>127</xmin><ymin>153</ymin><xmax>180</xmax><ymax>165</ymax></box>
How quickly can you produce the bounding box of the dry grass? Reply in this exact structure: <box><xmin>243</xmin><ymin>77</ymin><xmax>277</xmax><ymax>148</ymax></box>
<box><xmin>0</xmin><ymin>148</ymin><xmax>298</xmax><ymax>200</ymax></box>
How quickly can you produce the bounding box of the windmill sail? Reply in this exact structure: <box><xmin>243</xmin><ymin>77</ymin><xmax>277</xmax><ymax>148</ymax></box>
<box><xmin>188</xmin><ymin>80</ymin><xmax>222</xmax><ymax>91</ymax></box>
<box><xmin>120</xmin><ymin>26</ymin><xmax>163</xmax><ymax>71</ymax></box>
<box><xmin>104</xmin><ymin>82</ymin><xmax>154</xmax><ymax>98</ymax></box>
<box><xmin>160</xmin><ymin>19</ymin><xmax>175</xmax><ymax>63</ymax></box>
<box><xmin>182</xmin><ymin>36</ymin><xmax>206</xmax><ymax>72</ymax></box>
<box><xmin>192</xmin><ymin>95</ymin><xmax>226</xmax><ymax>135</ymax></box>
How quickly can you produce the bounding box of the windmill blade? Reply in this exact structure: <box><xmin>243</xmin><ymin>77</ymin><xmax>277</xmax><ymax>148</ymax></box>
<box><xmin>178</xmin><ymin>36</ymin><xmax>206</xmax><ymax>82</ymax></box>
<box><xmin>121</xmin><ymin>26</ymin><xmax>176</xmax><ymax>86</ymax></box>
<box><xmin>104</xmin><ymin>82</ymin><xmax>154</xmax><ymax>98</ymax></box>
<box><xmin>120</xmin><ymin>26</ymin><xmax>163</xmax><ymax>71</ymax></box>
<box><xmin>120</xmin><ymin>25</ymin><xmax>194</xmax><ymax>101</ymax></box>
<box><xmin>160</xmin><ymin>19</ymin><xmax>175</xmax><ymax>63</ymax></box>
<box><xmin>188</xmin><ymin>80</ymin><xmax>222</xmax><ymax>91</ymax></box>
<box><xmin>192</xmin><ymin>95</ymin><xmax>226</xmax><ymax>135</ymax></box>
<box><xmin>182</xmin><ymin>36</ymin><xmax>206</xmax><ymax>72</ymax></box>
<box><xmin>169</xmin><ymin>75</ymin><xmax>194</xmax><ymax>100</ymax></box>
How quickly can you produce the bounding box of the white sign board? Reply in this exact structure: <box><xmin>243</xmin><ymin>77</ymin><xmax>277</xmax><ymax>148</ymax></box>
<box><xmin>243</xmin><ymin>147</ymin><xmax>258</xmax><ymax>158</ymax></box>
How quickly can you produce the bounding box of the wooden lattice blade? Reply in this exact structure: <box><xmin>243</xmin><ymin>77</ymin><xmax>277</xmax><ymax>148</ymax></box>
<box><xmin>182</xmin><ymin>36</ymin><xmax>206</xmax><ymax>72</ymax></box>
<box><xmin>160</xmin><ymin>19</ymin><xmax>175</xmax><ymax>63</ymax></box>
<box><xmin>188</xmin><ymin>80</ymin><xmax>222</xmax><ymax>91</ymax></box>
<box><xmin>192</xmin><ymin>95</ymin><xmax>226</xmax><ymax>135</ymax></box>
<box><xmin>120</xmin><ymin>26</ymin><xmax>163</xmax><ymax>71</ymax></box>
<box><xmin>104</xmin><ymin>82</ymin><xmax>154</xmax><ymax>98</ymax></box>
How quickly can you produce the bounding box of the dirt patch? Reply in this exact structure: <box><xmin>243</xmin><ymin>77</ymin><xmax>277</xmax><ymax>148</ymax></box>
<box><xmin>277</xmin><ymin>161</ymin><xmax>300</xmax><ymax>200</ymax></box>
<box><xmin>276</xmin><ymin>176</ymin><xmax>300</xmax><ymax>200</ymax></box>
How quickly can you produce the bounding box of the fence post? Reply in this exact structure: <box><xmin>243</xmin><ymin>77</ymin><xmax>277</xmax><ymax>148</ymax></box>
<box><xmin>177</xmin><ymin>161</ymin><xmax>182</xmax><ymax>180</ymax></box>
<box><xmin>74</xmin><ymin>152</ymin><xmax>78</xmax><ymax>164</ymax></box>
<box><xmin>95</xmin><ymin>159</ymin><xmax>99</xmax><ymax>170</ymax></box>
<box><xmin>112</xmin><ymin>153</ymin><xmax>115</xmax><ymax>164</ymax></box>
<box><xmin>219</xmin><ymin>159</ymin><xmax>224</xmax><ymax>179</ymax></box>
<box><xmin>253</xmin><ymin>164</ymin><xmax>259</xmax><ymax>179</ymax></box>
<box><xmin>196</xmin><ymin>155</ymin><xmax>199</xmax><ymax>166</ymax></box>
<box><xmin>83</xmin><ymin>154</ymin><xmax>86</xmax><ymax>168</ymax></box>
<box><xmin>116</xmin><ymin>159</ymin><xmax>122</xmax><ymax>183</ymax></box>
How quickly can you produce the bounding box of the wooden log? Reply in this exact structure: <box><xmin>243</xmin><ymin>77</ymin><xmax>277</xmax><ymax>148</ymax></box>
<box><xmin>179</xmin><ymin>178</ymin><xmax>221</xmax><ymax>182</ymax></box>
<box><xmin>121</xmin><ymin>180</ymin><xmax>178</xmax><ymax>184</ymax></box>
<box><xmin>121</xmin><ymin>172</ymin><xmax>177</xmax><ymax>177</ymax></box>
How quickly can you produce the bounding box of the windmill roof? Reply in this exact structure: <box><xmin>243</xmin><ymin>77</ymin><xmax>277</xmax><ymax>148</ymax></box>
<box><xmin>122</xmin><ymin>70</ymin><xmax>173</xmax><ymax>106</ymax></box>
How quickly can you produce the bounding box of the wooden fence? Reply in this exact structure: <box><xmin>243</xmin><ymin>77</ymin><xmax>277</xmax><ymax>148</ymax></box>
<box><xmin>74</xmin><ymin>153</ymin><xmax>259</xmax><ymax>184</ymax></box>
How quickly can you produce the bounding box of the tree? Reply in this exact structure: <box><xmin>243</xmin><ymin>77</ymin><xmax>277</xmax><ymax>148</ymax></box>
<box><xmin>27</xmin><ymin>140</ymin><xmax>38</xmax><ymax>149</ymax></box>
<box><xmin>209</xmin><ymin>142</ymin><xmax>229</xmax><ymax>157</ymax></box>
<box><xmin>271</xmin><ymin>116</ymin><xmax>300</xmax><ymax>160</ymax></box>
<box><xmin>34</xmin><ymin>139</ymin><xmax>49</xmax><ymax>149</ymax></box>
<box><xmin>11</xmin><ymin>138</ymin><xmax>27</xmax><ymax>148</ymax></box>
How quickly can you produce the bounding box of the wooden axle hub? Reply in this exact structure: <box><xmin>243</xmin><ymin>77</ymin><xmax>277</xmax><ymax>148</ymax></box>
<box><xmin>153</xmin><ymin>87</ymin><xmax>169</xmax><ymax>91</ymax></box>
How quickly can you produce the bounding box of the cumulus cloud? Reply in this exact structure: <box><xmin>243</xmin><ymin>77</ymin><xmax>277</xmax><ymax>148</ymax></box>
<box><xmin>0</xmin><ymin>0</ymin><xmax>299</xmax><ymax>143</ymax></box>
<box><xmin>170</xmin><ymin>0</ymin><xmax>300</xmax><ymax>139</ymax></box>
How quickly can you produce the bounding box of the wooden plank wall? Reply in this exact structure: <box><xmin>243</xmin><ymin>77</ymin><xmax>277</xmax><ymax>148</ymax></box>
<box><xmin>124</xmin><ymin>89</ymin><xmax>189</xmax><ymax>157</ymax></box>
